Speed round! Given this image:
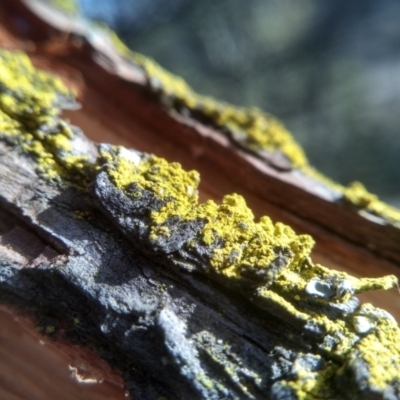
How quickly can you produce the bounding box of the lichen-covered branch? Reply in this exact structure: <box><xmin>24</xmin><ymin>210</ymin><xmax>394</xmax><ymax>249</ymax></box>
<box><xmin>98</xmin><ymin>25</ymin><xmax>400</xmax><ymax>228</ymax></box>
<box><xmin>1</xmin><ymin>49</ymin><xmax>400</xmax><ymax>400</ymax></box>
<box><xmin>2</xmin><ymin>0</ymin><xmax>400</xmax><ymax>270</ymax></box>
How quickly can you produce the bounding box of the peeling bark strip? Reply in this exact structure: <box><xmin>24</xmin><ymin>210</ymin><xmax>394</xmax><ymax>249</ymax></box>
<box><xmin>0</xmin><ymin>49</ymin><xmax>400</xmax><ymax>400</ymax></box>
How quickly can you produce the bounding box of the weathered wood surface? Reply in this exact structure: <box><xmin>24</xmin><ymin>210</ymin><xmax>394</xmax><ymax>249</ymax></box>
<box><xmin>0</xmin><ymin>305</ymin><xmax>125</xmax><ymax>400</ymax></box>
<box><xmin>0</xmin><ymin>113</ymin><xmax>399</xmax><ymax>399</ymax></box>
<box><xmin>0</xmin><ymin>1</ymin><xmax>400</xmax><ymax>400</ymax></box>
<box><xmin>1</xmin><ymin>0</ymin><xmax>400</xmax><ymax>266</ymax></box>
<box><xmin>12</xmin><ymin>1</ymin><xmax>400</xmax><ymax>316</ymax></box>
<box><xmin>0</xmin><ymin>1</ymin><xmax>399</xmax><ymax>299</ymax></box>
<box><xmin>1</xmin><ymin>1</ymin><xmax>400</xmax><ymax>268</ymax></box>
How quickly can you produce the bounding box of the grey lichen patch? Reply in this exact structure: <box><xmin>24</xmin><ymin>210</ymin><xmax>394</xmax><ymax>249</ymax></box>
<box><xmin>157</xmin><ymin>308</ymin><xmax>234</xmax><ymax>399</ymax></box>
<box><xmin>157</xmin><ymin>308</ymin><xmax>224</xmax><ymax>398</ymax></box>
<box><xmin>193</xmin><ymin>330</ymin><xmax>264</xmax><ymax>398</ymax></box>
<box><xmin>352</xmin><ymin>315</ymin><xmax>375</xmax><ymax>334</ymax></box>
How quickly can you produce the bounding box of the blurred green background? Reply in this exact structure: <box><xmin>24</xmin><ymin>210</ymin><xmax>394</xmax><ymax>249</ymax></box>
<box><xmin>73</xmin><ymin>0</ymin><xmax>400</xmax><ymax>205</ymax></box>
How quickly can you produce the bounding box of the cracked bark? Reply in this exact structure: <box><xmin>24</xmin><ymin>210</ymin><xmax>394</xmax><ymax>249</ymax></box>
<box><xmin>0</xmin><ymin>139</ymin><xmax>317</xmax><ymax>399</ymax></box>
<box><xmin>0</xmin><ymin>1</ymin><xmax>400</xmax><ymax>399</ymax></box>
<box><xmin>0</xmin><ymin>123</ymin><xmax>399</xmax><ymax>399</ymax></box>
<box><xmin>0</xmin><ymin>141</ymin><xmax>316</xmax><ymax>399</ymax></box>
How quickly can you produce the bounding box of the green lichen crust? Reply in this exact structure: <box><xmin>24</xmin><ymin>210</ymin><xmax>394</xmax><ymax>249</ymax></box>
<box><xmin>2</xmin><ymin>48</ymin><xmax>400</xmax><ymax>399</ymax></box>
<box><xmin>0</xmin><ymin>49</ymin><xmax>95</xmax><ymax>184</ymax></box>
<box><xmin>93</xmin><ymin>145</ymin><xmax>400</xmax><ymax>399</ymax></box>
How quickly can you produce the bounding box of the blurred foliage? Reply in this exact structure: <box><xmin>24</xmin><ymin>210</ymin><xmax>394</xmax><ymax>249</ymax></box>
<box><xmin>78</xmin><ymin>0</ymin><xmax>400</xmax><ymax>205</ymax></box>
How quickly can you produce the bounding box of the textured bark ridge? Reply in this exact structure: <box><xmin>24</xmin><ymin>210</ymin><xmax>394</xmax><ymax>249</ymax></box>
<box><xmin>0</xmin><ymin>49</ymin><xmax>400</xmax><ymax>400</ymax></box>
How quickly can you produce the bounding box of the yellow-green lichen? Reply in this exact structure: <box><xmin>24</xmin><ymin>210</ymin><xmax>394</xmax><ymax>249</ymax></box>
<box><xmin>349</xmin><ymin>315</ymin><xmax>400</xmax><ymax>391</ymax></box>
<box><xmin>102</xmin><ymin>29</ymin><xmax>308</xmax><ymax>168</ymax></box>
<box><xmin>100</xmin><ymin>146</ymin><xmax>400</xmax><ymax>398</ymax></box>
<box><xmin>0</xmin><ymin>49</ymin><xmax>91</xmax><ymax>184</ymax></box>
<box><xmin>103</xmin><ymin>147</ymin><xmax>396</xmax><ymax>294</ymax></box>
<box><xmin>2</xmin><ymin>47</ymin><xmax>400</xmax><ymax>399</ymax></box>
<box><xmin>0</xmin><ymin>52</ymin><xmax>70</xmax><ymax>120</ymax></box>
<box><xmin>40</xmin><ymin>0</ymin><xmax>80</xmax><ymax>16</ymax></box>
<box><xmin>195</xmin><ymin>196</ymin><xmax>313</xmax><ymax>279</ymax></box>
<box><xmin>343</xmin><ymin>181</ymin><xmax>400</xmax><ymax>227</ymax></box>
<box><xmin>102</xmin><ymin>147</ymin><xmax>316</xmax><ymax>281</ymax></box>
<box><xmin>100</xmin><ymin>28</ymin><xmax>400</xmax><ymax>229</ymax></box>
<box><xmin>133</xmin><ymin>48</ymin><xmax>400</xmax><ymax>227</ymax></box>
<box><xmin>103</xmin><ymin>148</ymin><xmax>200</xmax><ymax>240</ymax></box>
<box><xmin>283</xmin><ymin>357</ymin><xmax>339</xmax><ymax>400</ymax></box>
<box><xmin>45</xmin><ymin>325</ymin><xmax>55</xmax><ymax>334</ymax></box>
<box><xmin>261</xmin><ymin>305</ymin><xmax>400</xmax><ymax>399</ymax></box>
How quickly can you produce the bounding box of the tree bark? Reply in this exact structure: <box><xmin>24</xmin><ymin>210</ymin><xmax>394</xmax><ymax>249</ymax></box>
<box><xmin>0</xmin><ymin>1</ymin><xmax>400</xmax><ymax>399</ymax></box>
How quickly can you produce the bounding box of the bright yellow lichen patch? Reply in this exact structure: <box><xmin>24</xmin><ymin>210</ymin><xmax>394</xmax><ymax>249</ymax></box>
<box><xmin>101</xmin><ymin>29</ymin><xmax>400</xmax><ymax>229</ymax></box>
<box><xmin>103</xmin><ymin>147</ymin><xmax>316</xmax><ymax>281</ymax></box>
<box><xmin>2</xmin><ymin>47</ymin><xmax>400</xmax><ymax>399</ymax></box>
<box><xmin>195</xmin><ymin>196</ymin><xmax>313</xmax><ymax>280</ymax></box>
<box><xmin>104</xmin><ymin>147</ymin><xmax>397</xmax><ymax>292</ymax></box>
<box><xmin>350</xmin><ymin>315</ymin><xmax>400</xmax><ymax>391</ymax></box>
<box><xmin>0</xmin><ymin>49</ymin><xmax>89</xmax><ymax>182</ymax></box>
<box><xmin>0</xmin><ymin>51</ymin><xmax>67</xmax><ymax>125</ymax></box>
<box><xmin>104</xmin><ymin>29</ymin><xmax>307</xmax><ymax>168</ymax></box>
<box><xmin>104</xmin><ymin>149</ymin><xmax>200</xmax><ymax>240</ymax></box>
<box><xmin>101</xmin><ymin>146</ymin><xmax>400</xmax><ymax>397</ymax></box>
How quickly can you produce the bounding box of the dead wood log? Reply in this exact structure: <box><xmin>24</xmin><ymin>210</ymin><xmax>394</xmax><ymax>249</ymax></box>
<box><xmin>0</xmin><ymin>1</ymin><xmax>400</xmax><ymax>399</ymax></box>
